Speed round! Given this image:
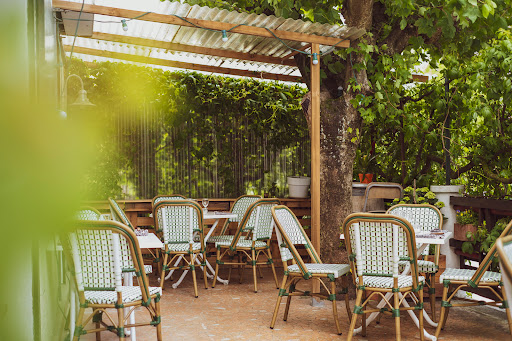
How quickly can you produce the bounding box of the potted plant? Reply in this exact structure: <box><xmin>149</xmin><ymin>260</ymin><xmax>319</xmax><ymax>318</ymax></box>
<box><xmin>388</xmin><ymin>186</ymin><xmax>446</xmax><ymax>210</ymax></box>
<box><xmin>454</xmin><ymin>209</ymin><xmax>479</xmax><ymax>241</ymax></box>
<box><xmin>287</xmin><ymin>176</ymin><xmax>310</xmax><ymax>198</ymax></box>
<box><xmin>354</xmin><ymin>151</ymin><xmax>376</xmax><ymax>183</ymax></box>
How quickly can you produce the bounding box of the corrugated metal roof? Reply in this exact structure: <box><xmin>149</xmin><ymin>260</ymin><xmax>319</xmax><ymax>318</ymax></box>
<box><xmin>55</xmin><ymin>0</ymin><xmax>365</xmax><ymax>81</ymax></box>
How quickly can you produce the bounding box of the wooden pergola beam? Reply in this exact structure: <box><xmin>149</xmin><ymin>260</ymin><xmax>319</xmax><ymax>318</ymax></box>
<box><xmin>280</xmin><ymin>44</ymin><xmax>311</xmax><ymax>63</ymax></box>
<box><xmin>53</xmin><ymin>0</ymin><xmax>351</xmax><ymax>47</ymax></box>
<box><xmin>63</xmin><ymin>45</ymin><xmax>302</xmax><ymax>83</ymax></box>
<box><xmin>76</xmin><ymin>32</ymin><xmax>296</xmax><ymax>67</ymax></box>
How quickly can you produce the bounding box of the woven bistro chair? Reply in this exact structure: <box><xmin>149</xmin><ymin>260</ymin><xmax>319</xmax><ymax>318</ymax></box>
<box><xmin>363</xmin><ymin>182</ymin><xmax>403</xmax><ymax>212</ymax></box>
<box><xmin>76</xmin><ymin>206</ymin><xmax>102</xmax><ymax>220</ymax></box>
<box><xmin>207</xmin><ymin>194</ymin><xmax>262</xmax><ymax>244</ymax></box>
<box><xmin>435</xmin><ymin>219</ymin><xmax>512</xmax><ymax>339</ymax></box>
<box><xmin>65</xmin><ymin>220</ymin><xmax>162</xmax><ymax>341</ymax></box>
<box><xmin>342</xmin><ymin>213</ymin><xmax>425</xmax><ymax>340</ymax></box>
<box><xmin>153</xmin><ymin>199</ymin><xmax>207</xmax><ymax>297</ymax></box>
<box><xmin>497</xmin><ymin>234</ymin><xmax>512</xmax><ymax>336</ymax></box>
<box><xmin>212</xmin><ymin>198</ymin><xmax>280</xmax><ymax>292</ymax></box>
<box><xmin>109</xmin><ymin>198</ymin><xmax>155</xmax><ymax>276</ymax></box>
<box><xmin>387</xmin><ymin>204</ymin><xmax>443</xmax><ymax>321</ymax></box>
<box><xmin>270</xmin><ymin>205</ymin><xmax>352</xmax><ymax>335</ymax></box>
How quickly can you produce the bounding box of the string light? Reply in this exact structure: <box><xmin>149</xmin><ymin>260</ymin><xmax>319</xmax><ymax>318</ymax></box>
<box><xmin>221</xmin><ymin>30</ymin><xmax>228</xmax><ymax>42</ymax></box>
<box><xmin>312</xmin><ymin>53</ymin><xmax>319</xmax><ymax>65</ymax></box>
<box><xmin>121</xmin><ymin>19</ymin><xmax>128</xmax><ymax>31</ymax></box>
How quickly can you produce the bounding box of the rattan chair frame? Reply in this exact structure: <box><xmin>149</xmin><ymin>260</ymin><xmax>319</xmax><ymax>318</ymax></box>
<box><xmin>65</xmin><ymin>220</ymin><xmax>162</xmax><ymax>341</ymax></box>
<box><xmin>212</xmin><ymin>198</ymin><xmax>280</xmax><ymax>292</ymax></box>
<box><xmin>153</xmin><ymin>199</ymin><xmax>207</xmax><ymax>297</ymax></box>
<box><xmin>342</xmin><ymin>213</ymin><xmax>425</xmax><ymax>340</ymax></box>
<box><xmin>497</xmin><ymin>234</ymin><xmax>512</xmax><ymax>336</ymax></box>
<box><xmin>270</xmin><ymin>205</ymin><xmax>352</xmax><ymax>335</ymax></box>
<box><xmin>435</xmin><ymin>219</ymin><xmax>512</xmax><ymax>338</ymax></box>
<box><xmin>387</xmin><ymin>203</ymin><xmax>443</xmax><ymax>321</ymax></box>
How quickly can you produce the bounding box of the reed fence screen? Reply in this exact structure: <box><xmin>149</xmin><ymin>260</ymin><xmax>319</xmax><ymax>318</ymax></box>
<box><xmin>107</xmin><ymin>104</ymin><xmax>310</xmax><ymax>199</ymax></box>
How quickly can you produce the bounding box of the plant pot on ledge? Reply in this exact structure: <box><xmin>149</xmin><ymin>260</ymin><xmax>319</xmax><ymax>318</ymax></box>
<box><xmin>453</xmin><ymin>223</ymin><xmax>477</xmax><ymax>241</ymax></box>
<box><xmin>358</xmin><ymin>173</ymin><xmax>373</xmax><ymax>184</ymax></box>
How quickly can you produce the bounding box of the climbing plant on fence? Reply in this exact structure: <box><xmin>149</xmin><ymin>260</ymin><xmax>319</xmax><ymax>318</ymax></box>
<box><xmin>68</xmin><ymin>59</ymin><xmax>309</xmax><ymax>199</ymax></box>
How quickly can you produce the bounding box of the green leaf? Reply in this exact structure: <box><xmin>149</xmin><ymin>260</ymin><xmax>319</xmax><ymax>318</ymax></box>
<box><xmin>400</xmin><ymin>18</ymin><xmax>407</xmax><ymax>30</ymax></box>
<box><xmin>481</xmin><ymin>4</ymin><xmax>491</xmax><ymax>18</ymax></box>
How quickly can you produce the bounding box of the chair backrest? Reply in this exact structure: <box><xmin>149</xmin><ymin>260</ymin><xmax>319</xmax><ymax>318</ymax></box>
<box><xmin>471</xmin><ymin>219</ymin><xmax>512</xmax><ymax>285</ymax></box>
<box><xmin>66</xmin><ymin>220</ymin><xmax>151</xmax><ymax>301</ymax></box>
<box><xmin>342</xmin><ymin>213</ymin><xmax>420</xmax><ymax>289</ymax></box>
<box><xmin>219</xmin><ymin>194</ymin><xmax>262</xmax><ymax>234</ymax></box>
<box><xmin>152</xmin><ymin>194</ymin><xmax>186</xmax><ymax>206</ymax></box>
<box><xmin>109</xmin><ymin>198</ymin><xmax>135</xmax><ymax>230</ymax></box>
<box><xmin>153</xmin><ymin>199</ymin><xmax>204</xmax><ymax>245</ymax></box>
<box><xmin>271</xmin><ymin>205</ymin><xmax>321</xmax><ymax>277</ymax></box>
<box><xmin>76</xmin><ymin>206</ymin><xmax>101</xmax><ymax>220</ymax></box>
<box><xmin>229</xmin><ymin>199</ymin><xmax>280</xmax><ymax>246</ymax></box>
<box><xmin>363</xmin><ymin>182</ymin><xmax>403</xmax><ymax>212</ymax></box>
<box><xmin>387</xmin><ymin>204</ymin><xmax>442</xmax><ymax>233</ymax></box>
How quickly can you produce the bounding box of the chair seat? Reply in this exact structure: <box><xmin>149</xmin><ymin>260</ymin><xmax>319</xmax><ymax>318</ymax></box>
<box><xmin>398</xmin><ymin>259</ymin><xmax>437</xmax><ymax>273</ymax></box>
<box><xmin>207</xmin><ymin>235</ymin><xmax>246</xmax><ymax>243</ymax></box>
<box><xmin>85</xmin><ymin>286</ymin><xmax>162</xmax><ymax>304</ymax></box>
<box><xmin>287</xmin><ymin>263</ymin><xmax>351</xmax><ymax>278</ymax></box>
<box><xmin>215</xmin><ymin>239</ymin><xmax>267</xmax><ymax>249</ymax></box>
<box><xmin>439</xmin><ymin>268</ymin><xmax>501</xmax><ymax>283</ymax></box>
<box><xmin>166</xmin><ymin>242</ymin><xmax>202</xmax><ymax>252</ymax></box>
<box><xmin>356</xmin><ymin>275</ymin><xmax>425</xmax><ymax>289</ymax></box>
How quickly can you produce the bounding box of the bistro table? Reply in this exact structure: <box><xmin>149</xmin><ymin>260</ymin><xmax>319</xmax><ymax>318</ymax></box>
<box><xmin>341</xmin><ymin>230</ymin><xmax>451</xmax><ymax>341</ymax></box>
<box><xmin>166</xmin><ymin>211</ymin><xmax>238</xmax><ymax>288</ymax></box>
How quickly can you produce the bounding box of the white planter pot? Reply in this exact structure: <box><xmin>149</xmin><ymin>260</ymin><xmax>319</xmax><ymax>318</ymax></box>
<box><xmin>287</xmin><ymin>176</ymin><xmax>311</xmax><ymax>198</ymax></box>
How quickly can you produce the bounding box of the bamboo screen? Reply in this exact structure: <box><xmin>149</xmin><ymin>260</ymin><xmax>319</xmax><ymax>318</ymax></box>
<box><xmin>109</xmin><ymin>104</ymin><xmax>310</xmax><ymax>199</ymax></box>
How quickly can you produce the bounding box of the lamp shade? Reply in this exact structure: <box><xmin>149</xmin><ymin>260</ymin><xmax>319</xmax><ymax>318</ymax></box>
<box><xmin>71</xmin><ymin>89</ymin><xmax>95</xmax><ymax>107</ymax></box>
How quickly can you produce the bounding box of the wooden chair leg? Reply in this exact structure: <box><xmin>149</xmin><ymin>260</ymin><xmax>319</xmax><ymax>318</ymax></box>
<box><xmin>117</xmin><ymin>305</ymin><xmax>125</xmax><ymax>341</ymax></box>
<box><xmin>283</xmin><ymin>278</ymin><xmax>296</xmax><ymax>321</ymax></box>
<box><xmin>159</xmin><ymin>252</ymin><xmax>168</xmax><ymax>289</ymax></box>
<box><xmin>267</xmin><ymin>248</ymin><xmax>279</xmax><ymax>288</ymax></box>
<box><xmin>435</xmin><ymin>283</ymin><xmax>449</xmax><ymax>338</ymax></box>
<box><xmin>155</xmin><ymin>299</ymin><xmax>162</xmax><ymax>341</ymax></box>
<box><xmin>202</xmin><ymin>252</ymin><xmax>208</xmax><ymax>289</ymax></box>
<box><xmin>252</xmin><ymin>248</ymin><xmax>258</xmax><ymax>292</ymax></box>
<box><xmin>419</xmin><ymin>287</ymin><xmax>425</xmax><ymax>341</ymax></box>
<box><xmin>72</xmin><ymin>306</ymin><xmax>86</xmax><ymax>341</ymax></box>
<box><xmin>394</xmin><ymin>290</ymin><xmax>401</xmax><ymax>340</ymax></box>
<box><xmin>190</xmin><ymin>254</ymin><xmax>199</xmax><ymax>298</ymax></box>
<box><xmin>428</xmin><ymin>273</ymin><xmax>437</xmax><ymax>322</ymax></box>
<box><xmin>361</xmin><ymin>290</ymin><xmax>367</xmax><ymax>337</ymax></box>
<box><xmin>347</xmin><ymin>288</ymin><xmax>363</xmax><ymax>341</ymax></box>
<box><xmin>270</xmin><ymin>274</ymin><xmax>288</xmax><ymax>329</ymax></box>
<box><xmin>213</xmin><ymin>248</ymin><xmax>221</xmax><ymax>288</ymax></box>
<box><xmin>94</xmin><ymin>310</ymin><xmax>102</xmax><ymax>341</ymax></box>
<box><xmin>330</xmin><ymin>279</ymin><xmax>342</xmax><ymax>335</ymax></box>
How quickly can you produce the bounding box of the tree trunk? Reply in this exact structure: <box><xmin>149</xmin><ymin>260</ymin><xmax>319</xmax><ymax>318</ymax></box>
<box><xmin>303</xmin><ymin>90</ymin><xmax>362</xmax><ymax>265</ymax></box>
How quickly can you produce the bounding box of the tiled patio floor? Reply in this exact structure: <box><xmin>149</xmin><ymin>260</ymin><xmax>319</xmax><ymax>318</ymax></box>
<box><xmin>80</xmin><ymin>267</ymin><xmax>509</xmax><ymax>340</ymax></box>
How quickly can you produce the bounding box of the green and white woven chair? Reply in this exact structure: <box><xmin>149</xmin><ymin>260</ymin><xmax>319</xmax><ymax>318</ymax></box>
<box><xmin>109</xmin><ymin>198</ymin><xmax>154</xmax><ymax>276</ymax></box>
<box><xmin>497</xmin><ymin>234</ymin><xmax>512</xmax><ymax>336</ymax></box>
<box><xmin>76</xmin><ymin>207</ymin><xmax>102</xmax><ymax>220</ymax></box>
<box><xmin>207</xmin><ymin>194</ymin><xmax>261</xmax><ymax>244</ymax></box>
<box><xmin>387</xmin><ymin>204</ymin><xmax>443</xmax><ymax>321</ymax></box>
<box><xmin>65</xmin><ymin>220</ymin><xmax>162</xmax><ymax>341</ymax></box>
<box><xmin>270</xmin><ymin>205</ymin><xmax>352</xmax><ymax>335</ymax></box>
<box><xmin>153</xmin><ymin>199</ymin><xmax>207</xmax><ymax>297</ymax></box>
<box><xmin>212</xmin><ymin>198</ymin><xmax>280</xmax><ymax>292</ymax></box>
<box><xmin>435</xmin><ymin>219</ymin><xmax>512</xmax><ymax>339</ymax></box>
<box><xmin>342</xmin><ymin>213</ymin><xmax>425</xmax><ymax>340</ymax></box>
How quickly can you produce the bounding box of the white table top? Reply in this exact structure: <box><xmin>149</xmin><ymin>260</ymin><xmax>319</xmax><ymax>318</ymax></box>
<box><xmin>137</xmin><ymin>233</ymin><xmax>164</xmax><ymax>249</ymax></box>
<box><xmin>203</xmin><ymin>211</ymin><xmax>238</xmax><ymax>220</ymax></box>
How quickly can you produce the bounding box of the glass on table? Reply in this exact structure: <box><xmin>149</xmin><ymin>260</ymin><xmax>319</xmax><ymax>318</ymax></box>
<box><xmin>202</xmin><ymin>198</ymin><xmax>209</xmax><ymax>214</ymax></box>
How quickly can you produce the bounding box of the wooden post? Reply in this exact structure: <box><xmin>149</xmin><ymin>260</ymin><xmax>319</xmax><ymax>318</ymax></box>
<box><xmin>310</xmin><ymin>44</ymin><xmax>321</xmax><ymax>294</ymax></box>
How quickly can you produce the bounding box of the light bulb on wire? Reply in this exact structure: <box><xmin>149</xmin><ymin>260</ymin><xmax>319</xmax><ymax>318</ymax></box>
<box><xmin>221</xmin><ymin>30</ymin><xmax>228</xmax><ymax>42</ymax></box>
<box><xmin>312</xmin><ymin>53</ymin><xmax>319</xmax><ymax>65</ymax></box>
<box><xmin>121</xmin><ymin>19</ymin><xmax>128</xmax><ymax>31</ymax></box>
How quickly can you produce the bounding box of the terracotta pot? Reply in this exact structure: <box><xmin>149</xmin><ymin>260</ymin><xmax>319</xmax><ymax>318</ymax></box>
<box><xmin>453</xmin><ymin>223</ymin><xmax>477</xmax><ymax>241</ymax></box>
<box><xmin>358</xmin><ymin>173</ymin><xmax>373</xmax><ymax>183</ymax></box>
